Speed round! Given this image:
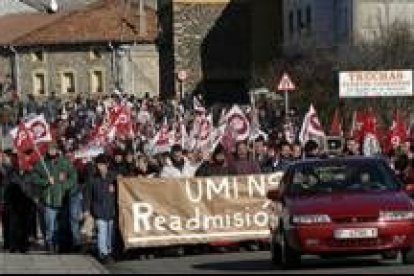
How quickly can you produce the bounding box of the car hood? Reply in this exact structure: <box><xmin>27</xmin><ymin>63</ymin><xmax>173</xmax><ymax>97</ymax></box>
<box><xmin>287</xmin><ymin>191</ymin><xmax>413</xmax><ymax>217</ymax></box>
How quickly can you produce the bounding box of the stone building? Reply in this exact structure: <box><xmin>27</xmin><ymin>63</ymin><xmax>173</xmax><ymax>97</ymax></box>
<box><xmin>0</xmin><ymin>0</ymin><xmax>159</xmax><ymax>100</ymax></box>
<box><xmin>158</xmin><ymin>0</ymin><xmax>283</xmax><ymax>104</ymax></box>
<box><xmin>283</xmin><ymin>0</ymin><xmax>414</xmax><ymax>51</ymax></box>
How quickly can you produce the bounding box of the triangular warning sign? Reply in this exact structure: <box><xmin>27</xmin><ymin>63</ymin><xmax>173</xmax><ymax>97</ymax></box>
<box><xmin>277</xmin><ymin>73</ymin><xmax>296</xmax><ymax>91</ymax></box>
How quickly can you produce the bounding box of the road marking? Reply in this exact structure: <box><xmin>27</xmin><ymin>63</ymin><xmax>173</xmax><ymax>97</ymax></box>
<box><xmin>128</xmin><ymin>230</ymin><xmax>270</xmax><ymax>243</ymax></box>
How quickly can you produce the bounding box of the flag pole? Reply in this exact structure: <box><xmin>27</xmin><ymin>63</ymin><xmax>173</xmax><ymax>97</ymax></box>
<box><xmin>33</xmin><ymin>143</ymin><xmax>52</xmax><ymax>181</ymax></box>
<box><xmin>0</xmin><ymin>124</ymin><xmax>4</xmax><ymax>152</ymax></box>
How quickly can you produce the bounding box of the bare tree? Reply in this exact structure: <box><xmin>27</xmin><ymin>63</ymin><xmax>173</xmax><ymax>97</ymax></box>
<box><xmin>256</xmin><ymin>21</ymin><xmax>414</xmax><ymax>129</ymax></box>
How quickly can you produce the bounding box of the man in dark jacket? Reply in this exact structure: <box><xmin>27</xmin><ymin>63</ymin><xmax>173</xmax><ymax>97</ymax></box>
<box><xmin>196</xmin><ymin>145</ymin><xmax>232</xmax><ymax>177</ymax></box>
<box><xmin>262</xmin><ymin>144</ymin><xmax>291</xmax><ymax>173</ymax></box>
<box><xmin>304</xmin><ymin>140</ymin><xmax>321</xmax><ymax>159</ymax></box>
<box><xmin>0</xmin><ymin>151</ymin><xmax>14</xmax><ymax>250</ymax></box>
<box><xmin>87</xmin><ymin>154</ymin><xmax>117</xmax><ymax>264</ymax></box>
<box><xmin>112</xmin><ymin>148</ymin><xmax>128</xmax><ymax>177</ymax></box>
<box><xmin>6</xmin><ymin>164</ymin><xmax>35</xmax><ymax>253</ymax></box>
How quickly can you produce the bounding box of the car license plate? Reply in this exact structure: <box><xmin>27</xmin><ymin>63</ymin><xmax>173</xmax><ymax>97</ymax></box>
<box><xmin>334</xmin><ymin>228</ymin><xmax>378</xmax><ymax>239</ymax></box>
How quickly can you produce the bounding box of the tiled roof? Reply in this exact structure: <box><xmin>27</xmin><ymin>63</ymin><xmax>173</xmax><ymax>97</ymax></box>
<box><xmin>0</xmin><ymin>13</ymin><xmax>64</xmax><ymax>45</ymax></box>
<box><xmin>0</xmin><ymin>0</ymin><xmax>158</xmax><ymax>46</ymax></box>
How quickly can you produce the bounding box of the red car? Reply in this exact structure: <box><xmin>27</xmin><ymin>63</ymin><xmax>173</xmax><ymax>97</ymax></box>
<box><xmin>267</xmin><ymin>157</ymin><xmax>414</xmax><ymax>268</ymax></box>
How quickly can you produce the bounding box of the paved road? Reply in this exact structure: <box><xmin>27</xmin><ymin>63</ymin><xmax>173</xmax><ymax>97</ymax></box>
<box><xmin>0</xmin><ymin>253</ymin><xmax>108</xmax><ymax>274</ymax></box>
<box><xmin>106</xmin><ymin>251</ymin><xmax>414</xmax><ymax>274</ymax></box>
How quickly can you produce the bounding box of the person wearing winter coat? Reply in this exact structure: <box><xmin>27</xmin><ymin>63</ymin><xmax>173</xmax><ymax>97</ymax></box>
<box><xmin>196</xmin><ymin>145</ymin><xmax>232</xmax><ymax>177</ymax></box>
<box><xmin>0</xmin><ymin>151</ymin><xmax>14</xmax><ymax>251</ymax></box>
<box><xmin>229</xmin><ymin>141</ymin><xmax>261</xmax><ymax>176</ymax></box>
<box><xmin>160</xmin><ymin>145</ymin><xmax>200</xmax><ymax>178</ymax></box>
<box><xmin>6</xmin><ymin>165</ymin><xmax>36</xmax><ymax>253</ymax></box>
<box><xmin>32</xmin><ymin>144</ymin><xmax>77</xmax><ymax>253</ymax></box>
<box><xmin>86</xmin><ymin>154</ymin><xmax>117</xmax><ymax>264</ymax></box>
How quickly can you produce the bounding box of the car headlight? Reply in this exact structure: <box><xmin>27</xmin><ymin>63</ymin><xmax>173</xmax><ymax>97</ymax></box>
<box><xmin>291</xmin><ymin>214</ymin><xmax>331</xmax><ymax>225</ymax></box>
<box><xmin>379</xmin><ymin>211</ymin><xmax>414</xmax><ymax>222</ymax></box>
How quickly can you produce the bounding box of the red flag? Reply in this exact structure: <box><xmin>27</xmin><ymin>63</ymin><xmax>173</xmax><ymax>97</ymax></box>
<box><xmin>385</xmin><ymin>110</ymin><xmax>408</xmax><ymax>153</ymax></box>
<box><xmin>299</xmin><ymin>104</ymin><xmax>325</xmax><ymax>145</ymax></box>
<box><xmin>350</xmin><ymin>110</ymin><xmax>365</xmax><ymax>143</ymax></box>
<box><xmin>223</xmin><ymin>105</ymin><xmax>250</xmax><ymax>142</ymax></box>
<box><xmin>220</xmin><ymin>124</ymin><xmax>235</xmax><ymax>153</ymax></box>
<box><xmin>88</xmin><ymin>119</ymin><xmax>112</xmax><ymax>147</ymax></box>
<box><xmin>11</xmin><ymin>123</ymin><xmax>40</xmax><ymax>171</ymax></box>
<box><xmin>362</xmin><ymin>108</ymin><xmax>379</xmax><ymax>137</ymax></box>
<box><xmin>149</xmin><ymin>119</ymin><xmax>172</xmax><ymax>154</ymax></box>
<box><xmin>361</xmin><ymin>108</ymin><xmax>382</xmax><ymax>156</ymax></box>
<box><xmin>12</xmin><ymin>123</ymin><xmax>35</xmax><ymax>152</ymax></box>
<box><xmin>330</xmin><ymin>108</ymin><xmax>343</xmax><ymax>136</ymax></box>
<box><xmin>111</xmin><ymin>105</ymin><xmax>133</xmax><ymax>138</ymax></box>
<box><xmin>25</xmin><ymin>115</ymin><xmax>52</xmax><ymax>144</ymax></box>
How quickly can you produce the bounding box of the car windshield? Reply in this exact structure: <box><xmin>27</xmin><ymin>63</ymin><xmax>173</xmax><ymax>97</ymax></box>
<box><xmin>287</xmin><ymin>161</ymin><xmax>401</xmax><ymax>196</ymax></box>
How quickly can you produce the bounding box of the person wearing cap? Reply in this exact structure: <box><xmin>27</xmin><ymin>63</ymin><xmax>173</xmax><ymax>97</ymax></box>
<box><xmin>32</xmin><ymin>143</ymin><xmax>77</xmax><ymax>253</ymax></box>
<box><xmin>86</xmin><ymin>154</ymin><xmax>117</xmax><ymax>264</ymax></box>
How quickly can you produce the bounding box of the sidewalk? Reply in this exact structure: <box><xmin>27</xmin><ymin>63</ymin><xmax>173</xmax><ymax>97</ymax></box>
<box><xmin>0</xmin><ymin>253</ymin><xmax>109</xmax><ymax>274</ymax></box>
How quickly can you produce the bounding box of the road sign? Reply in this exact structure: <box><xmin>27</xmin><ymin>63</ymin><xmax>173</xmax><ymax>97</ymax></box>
<box><xmin>177</xmin><ymin>70</ymin><xmax>188</xmax><ymax>82</ymax></box>
<box><xmin>277</xmin><ymin>73</ymin><xmax>296</xmax><ymax>91</ymax></box>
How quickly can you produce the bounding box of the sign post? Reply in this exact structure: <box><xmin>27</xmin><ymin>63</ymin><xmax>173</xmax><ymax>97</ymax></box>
<box><xmin>277</xmin><ymin>73</ymin><xmax>296</xmax><ymax>120</ymax></box>
<box><xmin>177</xmin><ymin>70</ymin><xmax>188</xmax><ymax>102</ymax></box>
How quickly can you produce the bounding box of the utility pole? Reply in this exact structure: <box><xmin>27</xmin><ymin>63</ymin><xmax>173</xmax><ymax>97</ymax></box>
<box><xmin>139</xmin><ymin>0</ymin><xmax>147</xmax><ymax>36</ymax></box>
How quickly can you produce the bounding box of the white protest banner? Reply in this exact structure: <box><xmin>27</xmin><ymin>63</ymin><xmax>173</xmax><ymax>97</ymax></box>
<box><xmin>118</xmin><ymin>173</ymin><xmax>283</xmax><ymax>249</ymax></box>
<box><xmin>74</xmin><ymin>146</ymin><xmax>104</xmax><ymax>159</ymax></box>
<box><xmin>339</xmin><ymin>70</ymin><xmax>413</xmax><ymax>98</ymax></box>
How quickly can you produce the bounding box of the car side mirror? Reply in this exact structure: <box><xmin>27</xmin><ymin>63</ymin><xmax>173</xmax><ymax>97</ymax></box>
<box><xmin>267</xmin><ymin>189</ymin><xmax>281</xmax><ymax>201</ymax></box>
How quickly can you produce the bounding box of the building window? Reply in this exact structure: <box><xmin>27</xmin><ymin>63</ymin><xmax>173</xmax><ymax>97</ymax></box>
<box><xmin>33</xmin><ymin>72</ymin><xmax>46</xmax><ymax>96</ymax></box>
<box><xmin>90</xmin><ymin>70</ymin><xmax>105</xmax><ymax>93</ymax></box>
<box><xmin>306</xmin><ymin>5</ymin><xmax>312</xmax><ymax>32</ymax></box>
<box><xmin>90</xmin><ymin>49</ymin><xmax>103</xmax><ymax>60</ymax></box>
<box><xmin>61</xmin><ymin>71</ymin><xmax>76</xmax><ymax>94</ymax></box>
<box><xmin>344</xmin><ymin>6</ymin><xmax>349</xmax><ymax>34</ymax></box>
<box><xmin>289</xmin><ymin>11</ymin><xmax>295</xmax><ymax>36</ymax></box>
<box><xmin>297</xmin><ymin>9</ymin><xmax>303</xmax><ymax>32</ymax></box>
<box><xmin>32</xmin><ymin>50</ymin><xmax>45</xmax><ymax>62</ymax></box>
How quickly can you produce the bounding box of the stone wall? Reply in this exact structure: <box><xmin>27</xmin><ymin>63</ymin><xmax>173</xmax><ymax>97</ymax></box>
<box><xmin>172</xmin><ymin>0</ymin><xmax>251</xmax><ymax>99</ymax></box>
<box><xmin>0</xmin><ymin>43</ymin><xmax>160</xmax><ymax>100</ymax></box>
<box><xmin>159</xmin><ymin>0</ymin><xmax>282</xmax><ymax>103</ymax></box>
<box><xmin>120</xmin><ymin>44</ymin><xmax>160</xmax><ymax>98</ymax></box>
<box><xmin>17</xmin><ymin>45</ymin><xmax>113</xmax><ymax>100</ymax></box>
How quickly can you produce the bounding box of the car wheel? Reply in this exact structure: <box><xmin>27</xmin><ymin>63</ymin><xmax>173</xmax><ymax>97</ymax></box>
<box><xmin>280</xmin><ymin>232</ymin><xmax>301</xmax><ymax>269</ymax></box>
<box><xmin>381</xmin><ymin>251</ymin><xmax>399</xmax><ymax>261</ymax></box>
<box><xmin>402</xmin><ymin>248</ymin><xmax>414</xmax><ymax>265</ymax></box>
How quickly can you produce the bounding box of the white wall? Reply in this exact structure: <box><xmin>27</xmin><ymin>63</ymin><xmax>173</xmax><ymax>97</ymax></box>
<box><xmin>354</xmin><ymin>0</ymin><xmax>414</xmax><ymax>41</ymax></box>
<box><xmin>0</xmin><ymin>0</ymin><xmax>36</xmax><ymax>16</ymax></box>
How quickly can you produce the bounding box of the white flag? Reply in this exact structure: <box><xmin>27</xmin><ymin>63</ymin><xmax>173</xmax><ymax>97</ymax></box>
<box><xmin>10</xmin><ymin>114</ymin><xmax>52</xmax><ymax>144</ymax></box>
<box><xmin>223</xmin><ymin>105</ymin><xmax>251</xmax><ymax>142</ymax></box>
<box><xmin>299</xmin><ymin>104</ymin><xmax>325</xmax><ymax>145</ymax></box>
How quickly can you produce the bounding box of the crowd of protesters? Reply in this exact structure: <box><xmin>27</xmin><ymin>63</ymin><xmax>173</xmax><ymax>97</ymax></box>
<box><xmin>0</xmin><ymin>91</ymin><xmax>414</xmax><ymax>264</ymax></box>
